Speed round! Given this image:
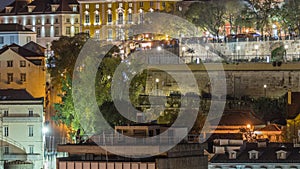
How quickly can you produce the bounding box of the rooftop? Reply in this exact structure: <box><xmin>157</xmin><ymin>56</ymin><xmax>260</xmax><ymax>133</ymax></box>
<box><xmin>0</xmin><ymin>89</ymin><xmax>40</xmax><ymax>101</ymax></box>
<box><xmin>0</xmin><ymin>23</ymin><xmax>32</xmax><ymax>32</ymax></box>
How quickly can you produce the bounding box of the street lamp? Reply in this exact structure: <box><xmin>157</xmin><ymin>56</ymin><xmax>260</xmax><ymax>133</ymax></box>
<box><xmin>155</xmin><ymin>78</ymin><xmax>159</xmax><ymax>95</ymax></box>
<box><xmin>205</xmin><ymin>46</ymin><xmax>209</xmax><ymax>60</ymax></box>
<box><xmin>157</xmin><ymin>46</ymin><xmax>162</xmax><ymax>51</ymax></box>
<box><xmin>254</xmin><ymin>44</ymin><xmax>259</xmax><ymax>58</ymax></box>
<box><xmin>236</xmin><ymin>45</ymin><xmax>241</xmax><ymax>62</ymax></box>
<box><xmin>182</xmin><ymin>46</ymin><xmax>186</xmax><ymax>57</ymax></box>
<box><xmin>284</xmin><ymin>44</ymin><xmax>288</xmax><ymax>62</ymax></box>
<box><xmin>263</xmin><ymin>84</ymin><xmax>267</xmax><ymax>97</ymax></box>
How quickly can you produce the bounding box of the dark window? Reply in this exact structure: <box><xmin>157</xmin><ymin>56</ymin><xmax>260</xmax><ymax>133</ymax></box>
<box><xmin>140</xmin><ymin>2</ymin><xmax>143</xmax><ymax>7</ymax></box>
<box><xmin>20</xmin><ymin>60</ymin><xmax>26</xmax><ymax>67</ymax></box>
<box><xmin>20</xmin><ymin>73</ymin><xmax>26</xmax><ymax>82</ymax></box>
<box><xmin>108</xmin><ymin>13</ymin><xmax>112</xmax><ymax>23</ymax></box>
<box><xmin>7</xmin><ymin>73</ymin><xmax>13</xmax><ymax>83</ymax></box>
<box><xmin>7</xmin><ymin>61</ymin><xmax>13</xmax><ymax>67</ymax></box>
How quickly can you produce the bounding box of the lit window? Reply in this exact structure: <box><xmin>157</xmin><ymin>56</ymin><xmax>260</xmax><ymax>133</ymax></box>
<box><xmin>20</xmin><ymin>60</ymin><xmax>26</xmax><ymax>67</ymax></box>
<box><xmin>85</xmin><ymin>14</ymin><xmax>90</xmax><ymax>24</ymax></box>
<box><xmin>29</xmin><ymin>145</ymin><xmax>34</xmax><ymax>154</ymax></box>
<box><xmin>108</xmin><ymin>3</ymin><xmax>112</xmax><ymax>8</ymax></box>
<box><xmin>95</xmin><ymin>14</ymin><xmax>100</xmax><ymax>24</ymax></box>
<box><xmin>20</xmin><ymin>73</ymin><xmax>26</xmax><ymax>82</ymax></box>
<box><xmin>73</xmin><ymin>6</ymin><xmax>77</xmax><ymax>12</ymax></box>
<box><xmin>66</xmin><ymin>27</ymin><xmax>71</xmax><ymax>35</ymax></box>
<box><xmin>119</xmin><ymin>3</ymin><xmax>123</xmax><ymax>8</ymax></box>
<box><xmin>7</xmin><ymin>61</ymin><xmax>13</xmax><ymax>67</ymax></box>
<box><xmin>129</xmin><ymin>3</ymin><xmax>132</xmax><ymax>7</ymax></box>
<box><xmin>4</xmin><ymin>126</ymin><xmax>8</xmax><ymax>137</ymax></box>
<box><xmin>7</xmin><ymin>73</ymin><xmax>13</xmax><ymax>83</ymax></box>
<box><xmin>95</xmin><ymin>30</ymin><xmax>100</xmax><ymax>39</ymax></box>
<box><xmin>4</xmin><ymin>146</ymin><xmax>9</xmax><ymax>154</ymax></box>
<box><xmin>85</xmin><ymin>4</ymin><xmax>89</xmax><ymax>9</ymax></box>
<box><xmin>28</xmin><ymin>126</ymin><xmax>33</xmax><ymax>137</ymax></box>
<box><xmin>107</xmin><ymin>13</ymin><xmax>112</xmax><ymax>23</ymax></box>
<box><xmin>29</xmin><ymin>109</ymin><xmax>33</xmax><ymax>117</ymax></box>
<box><xmin>96</xmin><ymin>4</ymin><xmax>99</xmax><ymax>9</ymax></box>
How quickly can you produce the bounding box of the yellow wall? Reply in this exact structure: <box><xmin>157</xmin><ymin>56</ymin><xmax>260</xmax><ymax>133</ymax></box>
<box><xmin>79</xmin><ymin>1</ymin><xmax>178</xmax><ymax>39</ymax></box>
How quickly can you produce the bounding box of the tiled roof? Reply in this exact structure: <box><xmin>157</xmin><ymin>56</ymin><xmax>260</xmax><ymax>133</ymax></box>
<box><xmin>0</xmin><ymin>43</ymin><xmax>43</xmax><ymax>65</ymax></box>
<box><xmin>210</xmin><ymin>110</ymin><xmax>265</xmax><ymax>126</ymax></box>
<box><xmin>0</xmin><ymin>23</ymin><xmax>32</xmax><ymax>32</ymax></box>
<box><xmin>256</xmin><ymin>124</ymin><xmax>281</xmax><ymax>132</ymax></box>
<box><xmin>0</xmin><ymin>0</ymin><xmax>79</xmax><ymax>14</ymax></box>
<box><xmin>210</xmin><ymin>142</ymin><xmax>300</xmax><ymax>163</ymax></box>
<box><xmin>0</xmin><ymin>89</ymin><xmax>37</xmax><ymax>100</ymax></box>
<box><xmin>23</xmin><ymin>41</ymin><xmax>46</xmax><ymax>55</ymax></box>
<box><xmin>0</xmin><ymin>0</ymin><xmax>28</xmax><ymax>14</ymax></box>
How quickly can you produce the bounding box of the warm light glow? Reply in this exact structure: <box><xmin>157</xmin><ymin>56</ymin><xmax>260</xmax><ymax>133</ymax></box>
<box><xmin>157</xmin><ymin>46</ymin><xmax>162</xmax><ymax>51</ymax></box>
<box><xmin>264</xmin><ymin>84</ymin><xmax>267</xmax><ymax>88</ymax></box>
<box><xmin>182</xmin><ymin>46</ymin><xmax>186</xmax><ymax>52</ymax></box>
<box><xmin>246</xmin><ymin>124</ymin><xmax>251</xmax><ymax>129</ymax></box>
<box><xmin>284</xmin><ymin>44</ymin><xmax>288</xmax><ymax>49</ymax></box>
<box><xmin>155</xmin><ymin>78</ymin><xmax>159</xmax><ymax>83</ymax></box>
<box><xmin>43</xmin><ymin>126</ymin><xmax>49</xmax><ymax>134</ymax></box>
<box><xmin>254</xmin><ymin>44</ymin><xmax>259</xmax><ymax>50</ymax></box>
<box><xmin>236</xmin><ymin>46</ymin><xmax>241</xmax><ymax>50</ymax></box>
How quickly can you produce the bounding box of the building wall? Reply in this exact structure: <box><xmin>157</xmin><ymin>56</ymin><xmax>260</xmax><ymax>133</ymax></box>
<box><xmin>146</xmin><ymin>63</ymin><xmax>300</xmax><ymax>98</ymax></box>
<box><xmin>0</xmin><ymin>100</ymin><xmax>44</xmax><ymax>169</ymax></box>
<box><xmin>57</xmin><ymin>161</ymin><xmax>156</xmax><ymax>169</ymax></box>
<box><xmin>0</xmin><ymin>49</ymin><xmax>46</xmax><ymax>98</ymax></box>
<box><xmin>0</xmin><ymin>14</ymin><xmax>80</xmax><ymax>47</ymax></box>
<box><xmin>0</xmin><ymin>32</ymin><xmax>36</xmax><ymax>48</ymax></box>
<box><xmin>79</xmin><ymin>0</ymin><xmax>178</xmax><ymax>40</ymax></box>
<box><xmin>209</xmin><ymin>163</ymin><xmax>300</xmax><ymax>169</ymax></box>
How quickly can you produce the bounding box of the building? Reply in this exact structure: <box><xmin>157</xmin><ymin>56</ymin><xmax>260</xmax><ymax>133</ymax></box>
<box><xmin>209</xmin><ymin>141</ymin><xmax>300</xmax><ymax>169</ymax></box>
<box><xmin>0</xmin><ymin>0</ymin><xmax>80</xmax><ymax>47</ymax></box>
<box><xmin>78</xmin><ymin>0</ymin><xmax>180</xmax><ymax>40</ymax></box>
<box><xmin>0</xmin><ymin>43</ymin><xmax>46</xmax><ymax>98</ymax></box>
<box><xmin>0</xmin><ymin>23</ymin><xmax>36</xmax><ymax>48</ymax></box>
<box><xmin>0</xmin><ymin>89</ymin><xmax>44</xmax><ymax>169</ymax></box>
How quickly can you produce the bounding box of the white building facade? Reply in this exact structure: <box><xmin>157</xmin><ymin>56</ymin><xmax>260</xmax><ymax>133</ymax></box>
<box><xmin>0</xmin><ymin>0</ymin><xmax>80</xmax><ymax>47</ymax></box>
<box><xmin>0</xmin><ymin>23</ymin><xmax>36</xmax><ymax>48</ymax></box>
<box><xmin>0</xmin><ymin>89</ymin><xmax>44</xmax><ymax>169</ymax></box>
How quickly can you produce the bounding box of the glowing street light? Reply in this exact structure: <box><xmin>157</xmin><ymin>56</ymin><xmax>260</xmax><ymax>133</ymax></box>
<box><xmin>155</xmin><ymin>78</ymin><xmax>159</xmax><ymax>95</ymax></box>
<box><xmin>157</xmin><ymin>46</ymin><xmax>162</xmax><ymax>51</ymax></box>
<box><xmin>263</xmin><ymin>84</ymin><xmax>267</xmax><ymax>97</ymax></box>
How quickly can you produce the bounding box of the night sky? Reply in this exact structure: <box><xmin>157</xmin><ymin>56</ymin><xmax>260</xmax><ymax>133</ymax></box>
<box><xmin>0</xmin><ymin>0</ymin><xmax>14</xmax><ymax>10</ymax></box>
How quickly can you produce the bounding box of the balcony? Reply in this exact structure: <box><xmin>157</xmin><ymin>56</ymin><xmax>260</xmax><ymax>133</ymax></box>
<box><xmin>3</xmin><ymin>153</ymin><xmax>27</xmax><ymax>161</ymax></box>
<box><xmin>3</xmin><ymin>114</ymin><xmax>42</xmax><ymax>122</ymax></box>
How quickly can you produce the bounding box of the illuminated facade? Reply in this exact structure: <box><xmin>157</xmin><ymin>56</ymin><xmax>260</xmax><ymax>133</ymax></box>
<box><xmin>0</xmin><ymin>0</ymin><xmax>80</xmax><ymax>47</ymax></box>
<box><xmin>78</xmin><ymin>0</ymin><xmax>180</xmax><ymax>40</ymax></box>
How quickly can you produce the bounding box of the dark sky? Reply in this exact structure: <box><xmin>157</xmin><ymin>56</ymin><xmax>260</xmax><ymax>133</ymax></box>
<box><xmin>0</xmin><ymin>0</ymin><xmax>14</xmax><ymax>10</ymax></box>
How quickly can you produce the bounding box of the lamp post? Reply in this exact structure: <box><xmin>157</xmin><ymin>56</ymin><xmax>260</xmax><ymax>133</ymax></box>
<box><xmin>263</xmin><ymin>84</ymin><xmax>267</xmax><ymax>97</ymax></box>
<box><xmin>284</xmin><ymin>44</ymin><xmax>288</xmax><ymax>62</ymax></box>
<box><xmin>236</xmin><ymin>45</ymin><xmax>241</xmax><ymax>62</ymax></box>
<box><xmin>254</xmin><ymin>44</ymin><xmax>259</xmax><ymax>58</ymax></box>
<box><xmin>155</xmin><ymin>78</ymin><xmax>159</xmax><ymax>95</ymax></box>
<box><xmin>205</xmin><ymin>46</ymin><xmax>209</xmax><ymax>61</ymax></box>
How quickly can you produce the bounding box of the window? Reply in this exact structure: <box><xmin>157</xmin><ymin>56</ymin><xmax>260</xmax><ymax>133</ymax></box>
<box><xmin>37</xmin><ymin>27</ymin><xmax>41</xmax><ymax>37</ymax></box>
<box><xmin>28</xmin><ymin>109</ymin><xmax>33</xmax><ymax>117</ymax></box>
<box><xmin>10</xmin><ymin>36</ymin><xmax>14</xmax><ymax>43</ymax></box>
<box><xmin>95</xmin><ymin>4</ymin><xmax>99</xmax><ymax>9</ymax></box>
<box><xmin>29</xmin><ymin>145</ymin><xmax>34</xmax><ymax>154</ymax></box>
<box><xmin>7</xmin><ymin>73</ymin><xmax>13</xmax><ymax>83</ymax></box>
<box><xmin>108</xmin><ymin>3</ymin><xmax>112</xmax><ymax>8</ymax></box>
<box><xmin>85</xmin><ymin>4</ymin><xmax>89</xmax><ymax>9</ymax></box>
<box><xmin>129</xmin><ymin>3</ymin><xmax>132</xmax><ymax>7</ymax></box>
<box><xmin>7</xmin><ymin>61</ymin><xmax>13</xmax><ymax>67</ymax></box>
<box><xmin>46</xmin><ymin>18</ymin><xmax>50</xmax><ymax>24</ymax></box>
<box><xmin>75</xmin><ymin>18</ymin><xmax>79</xmax><ymax>23</ymax></box>
<box><xmin>66</xmin><ymin>18</ymin><xmax>70</xmax><ymax>23</ymax></box>
<box><xmin>26</xmin><ymin>36</ymin><xmax>31</xmax><ymax>43</ymax></box>
<box><xmin>4</xmin><ymin>126</ymin><xmax>8</xmax><ymax>137</ymax></box>
<box><xmin>85</xmin><ymin>14</ymin><xmax>90</xmax><ymax>24</ymax></box>
<box><xmin>27</xmin><ymin>19</ymin><xmax>31</xmax><ymax>25</ymax></box>
<box><xmin>119</xmin><ymin>3</ymin><xmax>123</xmax><ymax>8</ymax></box>
<box><xmin>55</xmin><ymin>18</ymin><xmax>59</xmax><ymax>24</ymax></box>
<box><xmin>139</xmin><ymin>12</ymin><xmax>144</xmax><ymax>23</ymax></box>
<box><xmin>118</xmin><ymin>12</ymin><xmax>123</xmax><ymax>24</ymax></box>
<box><xmin>66</xmin><ymin>27</ymin><xmax>71</xmax><ymax>35</ymax></box>
<box><xmin>140</xmin><ymin>2</ymin><xmax>144</xmax><ymax>7</ymax></box>
<box><xmin>85</xmin><ymin>30</ymin><xmax>90</xmax><ymax>35</ymax></box>
<box><xmin>0</xmin><ymin>37</ymin><xmax>3</xmax><ymax>44</ymax></box>
<box><xmin>28</xmin><ymin>126</ymin><xmax>33</xmax><ymax>137</ymax></box>
<box><xmin>4</xmin><ymin>146</ymin><xmax>9</xmax><ymax>154</ymax></box>
<box><xmin>3</xmin><ymin>109</ymin><xmax>8</xmax><ymax>117</ymax></box>
<box><xmin>73</xmin><ymin>6</ymin><xmax>77</xmax><ymax>12</ymax></box>
<box><xmin>55</xmin><ymin>27</ymin><xmax>59</xmax><ymax>37</ymax></box>
<box><xmin>107</xmin><ymin>13</ymin><xmax>112</xmax><ymax>23</ymax></box>
<box><xmin>150</xmin><ymin>1</ymin><xmax>154</xmax><ymax>7</ymax></box>
<box><xmin>20</xmin><ymin>60</ymin><xmax>26</xmax><ymax>67</ymax></box>
<box><xmin>37</xmin><ymin>19</ymin><xmax>41</xmax><ymax>24</ymax></box>
<box><xmin>108</xmin><ymin>29</ymin><xmax>112</xmax><ymax>40</ymax></box>
<box><xmin>95</xmin><ymin>30</ymin><xmax>100</xmax><ymax>39</ymax></box>
<box><xmin>75</xmin><ymin>27</ymin><xmax>79</xmax><ymax>34</ymax></box>
<box><xmin>128</xmin><ymin>13</ymin><xmax>132</xmax><ymax>23</ymax></box>
<box><xmin>20</xmin><ymin>73</ymin><xmax>26</xmax><ymax>82</ymax></box>
<box><xmin>95</xmin><ymin>14</ymin><xmax>100</xmax><ymax>24</ymax></box>
<box><xmin>45</xmin><ymin>27</ymin><xmax>50</xmax><ymax>37</ymax></box>
<box><xmin>162</xmin><ymin>2</ymin><xmax>166</xmax><ymax>8</ymax></box>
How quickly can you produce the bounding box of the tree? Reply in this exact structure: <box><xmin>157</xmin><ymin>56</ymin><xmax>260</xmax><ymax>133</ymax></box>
<box><xmin>49</xmin><ymin>33</ymin><xmax>89</xmax><ymax>87</ymax></box>
<box><xmin>224</xmin><ymin>0</ymin><xmax>245</xmax><ymax>34</ymax></box>
<box><xmin>238</xmin><ymin>0</ymin><xmax>281</xmax><ymax>36</ymax></box>
<box><xmin>252</xmin><ymin>95</ymin><xmax>287</xmax><ymax>124</ymax></box>
<box><xmin>185</xmin><ymin>0</ymin><xmax>227</xmax><ymax>39</ymax></box>
<box><xmin>278</xmin><ymin>0</ymin><xmax>300</xmax><ymax>36</ymax></box>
